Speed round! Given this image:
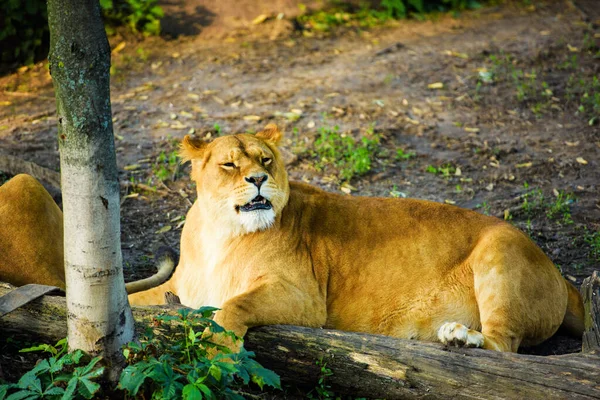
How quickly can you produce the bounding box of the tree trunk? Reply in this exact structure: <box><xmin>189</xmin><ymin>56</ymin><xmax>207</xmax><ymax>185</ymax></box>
<box><xmin>47</xmin><ymin>0</ymin><xmax>134</xmax><ymax>380</ymax></box>
<box><xmin>1</xmin><ymin>285</ymin><xmax>599</xmax><ymax>400</ymax></box>
<box><xmin>581</xmin><ymin>271</ymin><xmax>600</xmax><ymax>352</ymax></box>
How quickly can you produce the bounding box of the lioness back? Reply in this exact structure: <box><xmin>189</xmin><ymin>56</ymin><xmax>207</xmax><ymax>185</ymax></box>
<box><xmin>0</xmin><ymin>174</ymin><xmax>65</xmax><ymax>288</ymax></box>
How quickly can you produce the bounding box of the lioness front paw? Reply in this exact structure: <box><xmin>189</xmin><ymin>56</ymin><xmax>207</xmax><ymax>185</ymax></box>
<box><xmin>438</xmin><ymin>322</ymin><xmax>484</xmax><ymax>348</ymax></box>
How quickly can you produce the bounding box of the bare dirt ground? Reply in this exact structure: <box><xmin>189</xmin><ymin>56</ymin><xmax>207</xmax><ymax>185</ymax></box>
<box><xmin>1</xmin><ymin>0</ymin><xmax>599</xmax><ymax>386</ymax></box>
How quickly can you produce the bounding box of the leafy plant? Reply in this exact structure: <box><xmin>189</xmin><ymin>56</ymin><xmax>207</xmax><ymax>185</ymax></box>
<box><xmin>584</xmin><ymin>228</ymin><xmax>600</xmax><ymax>262</ymax></box>
<box><xmin>396</xmin><ymin>148</ymin><xmax>416</xmax><ymax>161</ymax></box>
<box><xmin>546</xmin><ymin>190</ymin><xmax>575</xmax><ymax>225</ymax></box>
<box><xmin>101</xmin><ymin>0</ymin><xmax>164</xmax><ymax>36</ymax></box>
<box><xmin>312</xmin><ymin>126</ymin><xmax>381</xmax><ymax>181</ymax></box>
<box><xmin>307</xmin><ymin>358</ymin><xmax>335</xmax><ymax>400</ymax></box>
<box><xmin>0</xmin><ymin>0</ymin><xmax>48</xmax><ymax>65</ymax></box>
<box><xmin>477</xmin><ymin>201</ymin><xmax>491</xmax><ymax>216</ymax></box>
<box><xmin>1</xmin><ymin>308</ymin><xmax>280</xmax><ymax>400</ymax></box>
<box><xmin>0</xmin><ymin>339</ymin><xmax>105</xmax><ymax>400</ymax></box>
<box><xmin>153</xmin><ymin>150</ymin><xmax>180</xmax><ymax>182</ymax></box>
<box><xmin>297</xmin><ymin>0</ymin><xmax>481</xmax><ymax>32</ymax></box>
<box><xmin>426</xmin><ymin>163</ymin><xmax>456</xmax><ymax>177</ymax></box>
<box><xmin>118</xmin><ymin>307</ymin><xmax>281</xmax><ymax>399</ymax></box>
<box><xmin>567</xmin><ymin>74</ymin><xmax>600</xmax><ymax>125</ymax></box>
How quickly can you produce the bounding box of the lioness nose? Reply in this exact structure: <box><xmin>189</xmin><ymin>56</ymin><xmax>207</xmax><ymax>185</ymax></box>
<box><xmin>245</xmin><ymin>174</ymin><xmax>268</xmax><ymax>188</ymax></box>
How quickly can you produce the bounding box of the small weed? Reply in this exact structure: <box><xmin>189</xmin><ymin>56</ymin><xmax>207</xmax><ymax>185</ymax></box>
<box><xmin>389</xmin><ymin>184</ymin><xmax>406</xmax><ymax>198</ymax></box>
<box><xmin>567</xmin><ymin>75</ymin><xmax>600</xmax><ymax>125</ymax></box>
<box><xmin>477</xmin><ymin>201</ymin><xmax>491</xmax><ymax>216</ymax></box>
<box><xmin>153</xmin><ymin>149</ymin><xmax>179</xmax><ymax>182</ymax></box>
<box><xmin>312</xmin><ymin>125</ymin><xmax>381</xmax><ymax>182</ymax></box>
<box><xmin>307</xmin><ymin>358</ymin><xmax>335</xmax><ymax>400</ymax></box>
<box><xmin>558</xmin><ymin>55</ymin><xmax>579</xmax><ymax>70</ymax></box>
<box><xmin>546</xmin><ymin>190</ymin><xmax>576</xmax><ymax>225</ymax></box>
<box><xmin>395</xmin><ymin>147</ymin><xmax>416</xmax><ymax>161</ymax></box>
<box><xmin>213</xmin><ymin>123</ymin><xmax>222</xmax><ymax>135</ymax></box>
<box><xmin>517</xmin><ymin>186</ymin><xmax>576</xmax><ymax>228</ymax></box>
<box><xmin>584</xmin><ymin>228</ymin><xmax>600</xmax><ymax>262</ymax></box>
<box><xmin>519</xmin><ymin>186</ymin><xmax>544</xmax><ymax>231</ymax></box>
<box><xmin>426</xmin><ymin>163</ymin><xmax>456</xmax><ymax>177</ymax></box>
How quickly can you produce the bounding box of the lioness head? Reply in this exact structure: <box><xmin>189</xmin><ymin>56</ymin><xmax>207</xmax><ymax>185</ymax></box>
<box><xmin>180</xmin><ymin>124</ymin><xmax>289</xmax><ymax>236</ymax></box>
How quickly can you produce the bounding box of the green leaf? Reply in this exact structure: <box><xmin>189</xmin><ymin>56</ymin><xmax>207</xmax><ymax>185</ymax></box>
<box><xmin>182</xmin><ymin>384</ymin><xmax>202</xmax><ymax>400</ymax></box>
<box><xmin>0</xmin><ymin>384</ymin><xmax>11</xmax><ymax>400</ymax></box>
<box><xmin>188</xmin><ymin>327</ymin><xmax>197</xmax><ymax>344</ymax></box>
<box><xmin>194</xmin><ymin>306</ymin><xmax>220</xmax><ymax>318</ymax></box>
<box><xmin>69</xmin><ymin>350</ymin><xmax>84</xmax><ymax>365</ymax></box>
<box><xmin>62</xmin><ymin>377</ymin><xmax>78</xmax><ymax>400</ymax></box>
<box><xmin>118</xmin><ymin>365</ymin><xmax>149</xmax><ymax>396</ymax></box>
<box><xmin>149</xmin><ymin>5</ymin><xmax>164</xmax><ymax>18</ymax></box>
<box><xmin>77</xmin><ymin>378</ymin><xmax>100</xmax><ymax>399</ymax></box>
<box><xmin>76</xmin><ymin>356</ymin><xmax>102</xmax><ymax>377</ymax></box>
<box><xmin>407</xmin><ymin>0</ymin><xmax>424</xmax><ymax>12</ymax></box>
<box><xmin>223</xmin><ymin>389</ymin><xmax>245</xmax><ymax>400</ymax></box>
<box><xmin>42</xmin><ymin>386</ymin><xmax>65</xmax><ymax>396</ymax></box>
<box><xmin>5</xmin><ymin>391</ymin><xmax>38</xmax><ymax>400</ymax></box>
<box><xmin>208</xmin><ymin>365</ymin><xmax>222</xmax><ymax>382</ymax></box>
<box><xmin>99</xmin><ymin>0</ymin><xmax>113</xmax><ymax>10</ymax></box>
<box><xmin>17</xmin><ymin>370</ymin><xmax>41</xmax><ymax>391</ymax></box>
<box><xmin>19</xmin><ymin>344</ymin><xmax>55</xmax><ymax>355</ymax></box>
<box><xmin>246</xmin><ymin>360</ymin><xmax>281</xmax><ymax>390</ymax></box>
<box><xmin>197</xmin><ymin>384</ymin><xmax>212</xmax><ymax>398</ymax></box>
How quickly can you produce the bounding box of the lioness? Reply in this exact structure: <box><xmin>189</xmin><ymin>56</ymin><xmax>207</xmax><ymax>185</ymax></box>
<box><xmin>0</xmin><ymin>174</ymin><xmax>174</xmax><ymax>293</ymax></box>
<box><xmin>129</xmin><ymin>124</ymin><xmax>585</xmax><ymax>352</ymax></box>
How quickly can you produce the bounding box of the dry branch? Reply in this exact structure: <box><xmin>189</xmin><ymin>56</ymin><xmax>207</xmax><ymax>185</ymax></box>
<box><xmin>1</xmin><ymin>285</ymin><xmax>599</xmax><ymax>399</ymax></box>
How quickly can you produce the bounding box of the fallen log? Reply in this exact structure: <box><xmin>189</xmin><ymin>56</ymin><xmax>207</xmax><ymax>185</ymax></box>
<box><xmin>246</xmin><ymin>326</ymin><xmax>600</xmax><ymax>399</ymax></box>
<box><xmin>1</xmin><ymin>286</ymin><xmax>599</xmax><ymax>399</ymax></box>
<box><xmin>0</xmin><ymin>155</ymin><xmax>61</xmax><ymax>188</ymax></box>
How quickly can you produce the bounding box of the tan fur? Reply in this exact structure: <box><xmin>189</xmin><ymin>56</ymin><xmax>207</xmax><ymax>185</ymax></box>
<box><xmin>0</xmin><ymin>174</ymin><xmax>174</xmax><ymax>293</ymax></box>
<box><xmin>0</xmin><ymin>174</ymin><xmax>65</xmax><ymax>288</ymax></box>
<box><xmin>129</xmin><ymin>125</ymin><xmax>585</xmax><ymax>352</ymax></box>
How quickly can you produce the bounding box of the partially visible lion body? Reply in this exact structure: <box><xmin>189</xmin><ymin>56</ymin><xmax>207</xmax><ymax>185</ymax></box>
<box><xmin>0</xmin><ymin>175</ymin><xmax>174</xmax><ymax>294</ymax></box>
<box><xmin>129</xmin><ymin>125</ymin><xmax>585</xmax><ymax>352</ymax></box>
<box><xmin>0</xmin><ymin>174</ymin><xmax>65</xmax><ymax>288</ymax></box>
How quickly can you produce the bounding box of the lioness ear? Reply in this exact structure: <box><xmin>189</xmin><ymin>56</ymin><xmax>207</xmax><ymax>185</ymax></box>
<box><xmin>179</xmin><ymin>135</ymin><xmax>207</xmax><ymax>163</ymax></box>
<box><xmin>256</xmin><ymin>123</ymin><xmax>283</xmax><ymax>146</ymax></box>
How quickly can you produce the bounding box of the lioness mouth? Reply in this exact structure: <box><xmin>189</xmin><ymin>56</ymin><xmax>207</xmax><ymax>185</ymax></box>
<box><xmin>238</xmin><ymin>195</ymin><xmax>272</xmax><ymax>212</ymax></box>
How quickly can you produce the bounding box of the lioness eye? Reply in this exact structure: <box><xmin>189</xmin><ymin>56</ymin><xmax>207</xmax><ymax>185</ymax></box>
<box><xmin>222</xmin><ymin>162</ymin><xmax>236</xmax><ymax>168</ymax></box>
<box><xmin>262</xmin><ymin>158</ymin><xmax>272</xmax><ymax>165</ymax></box>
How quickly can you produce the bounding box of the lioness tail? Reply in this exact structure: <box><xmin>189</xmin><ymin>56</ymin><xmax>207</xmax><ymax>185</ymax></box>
<box><xmin>125</xmin><ymin>246</ymin><xmax>178</xmax><ymax>294</ymax></box>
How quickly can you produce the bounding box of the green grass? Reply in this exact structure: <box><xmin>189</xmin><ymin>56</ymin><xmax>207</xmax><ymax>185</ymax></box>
<box><xmin>153</xmin><ymin>149</ymin><xmax>179</xmax><ymax>182</ymax></box>
<box><xmin>478</xmin><ymin>33</ymin><xmax>600</xmax><ymax>123</ymax></box>
<box><xmin>584</xmin><ymin>228</ymin><xmax>600</xmax><ymax>262</ymax></box>
<box><xmin>426</xmin><ymin>163</ymin><xmax>456</xmax><ymax>177</ymax></box>
<box><xmin>517</xmin><ymin>185</ymin><xmax>576</xmax><ymax>230</ymax></box>
<box><xmin>297</xmin><ymin>0</ymin><xmax>482</xmax><ymax>32</ymax></box>
<box><xmin>312</xmin><ymin>125</ymin><xmax>382</xmax><ymax>182</ymax></box>
<box><xmin>545</xmin><ymin>190</ymin><xmax>576</xmax><ymax>225</ymax></box>
<box><xmin>395</xmin><ymin>147</ymin><xmax>416</xmax><ymax>161</ymax></box>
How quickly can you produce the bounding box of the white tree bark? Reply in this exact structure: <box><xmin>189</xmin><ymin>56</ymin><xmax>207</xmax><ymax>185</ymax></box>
<box><xmin>47</xmin><ymin>0</ymin><xmax>134</xmax><ymax>380</ymax></box>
